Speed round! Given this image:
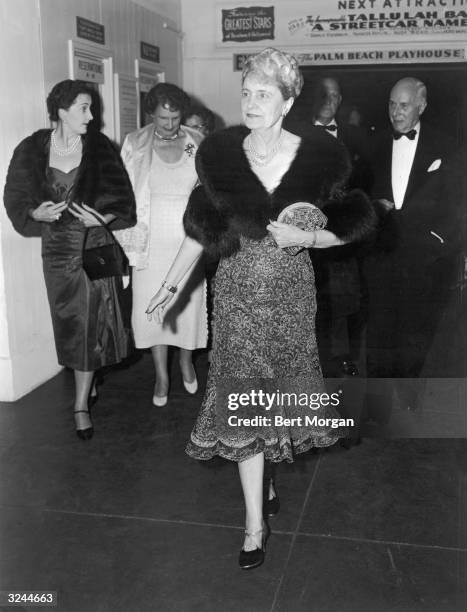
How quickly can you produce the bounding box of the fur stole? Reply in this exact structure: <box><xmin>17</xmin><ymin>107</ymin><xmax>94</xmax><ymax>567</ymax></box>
<box><xmin>184</xmin><ymin>125</ymin><xmax>376</xmax><ymax>258</ymax></box>
<box><xmin>3</xmin><ymin>128</ymin><xmax>136</xmax><ymax>237</ymax></box>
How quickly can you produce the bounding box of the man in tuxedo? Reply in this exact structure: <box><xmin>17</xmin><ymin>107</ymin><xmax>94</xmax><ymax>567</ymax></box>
<box><xmin>311</xmin><ymin>77</ymin><xmax>372</xmax><ymax>379</ymax></box>
<box><xmin>312</xmin><ymin>77</ymin><xmax>372</xmax><ymax>192</ymax></box>
<box><xmin>365</xmin><ymin>77</ymin><xmax>460</xmax><ymax>414</ymax></box>
<box><xmin>305</xmin><ymin>77</ymin><xmax>375</xmax><ymax>447</ymax></box>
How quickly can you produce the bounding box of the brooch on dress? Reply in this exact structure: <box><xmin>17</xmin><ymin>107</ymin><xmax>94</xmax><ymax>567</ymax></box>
<box><xmin>184</xmin><ymin>143</ymin><xmax>196</xmax><ymax>157</ymax></box>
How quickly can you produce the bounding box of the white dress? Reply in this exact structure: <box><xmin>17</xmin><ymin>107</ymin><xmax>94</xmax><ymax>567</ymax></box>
<box><xmin>132</xmin><ymin>133</ymin><xmax>207</xmax><ymax>349</ymax></box>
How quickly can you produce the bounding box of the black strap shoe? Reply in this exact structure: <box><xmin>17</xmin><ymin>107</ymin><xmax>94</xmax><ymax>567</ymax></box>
<box><xmin>239</xmin><ymin>523</ymin><xmax>270</xmax><ymax>570</ymax></box>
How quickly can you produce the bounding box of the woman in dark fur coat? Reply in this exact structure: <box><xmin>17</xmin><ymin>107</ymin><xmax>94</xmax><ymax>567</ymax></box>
<box><xmin>146</xmin><ymin>49</ymin><xmax>376</xmax><ymax>569</ymax></box>
<box><xmin>3</xmin><ymin>80</ymin><xmax>136</xmax><ymax>440</ymax></box>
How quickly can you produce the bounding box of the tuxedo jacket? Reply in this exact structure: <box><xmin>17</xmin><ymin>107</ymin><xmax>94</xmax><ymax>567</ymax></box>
<box><xmin>336</xmin><ymin>124</ymin><xmax>372</xmax><ymax>194</ymax></box>
<box><xmin>283</xmin><ymin>121</ymin><xmax>373</xmax><ymax>313</ymax></box>
<box><xmin>312</xmin><ymin>122</ymin><xmax>371</xmax><ymax>314</ymax></box>
<box><xmin>369</xmin><ymin>123</ymin><xmax>460</xmax><ymax>274</ymax></box>
<box><xmin>446</xmin><ymin>144</ymin><xmax>467</xmax><ymax>249</ymax></box>
<box><xmin>283</xmin><ymin>118</ymin><xmax>372</xmax><ymax>192</ymax></box>
<box><xmin>365</xmin><ymin>125</ymin><xmax>461</xmax><ymax>375</ymax></box>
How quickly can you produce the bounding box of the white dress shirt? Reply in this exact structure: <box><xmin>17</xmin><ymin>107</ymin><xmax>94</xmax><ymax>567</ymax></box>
<box><xmin>314</xmin><ymin>120</ymin><xmax>338</xmax><ymax>139</ymax></box>
<box><xmin>391</xmin><ymin>122</ymin><xmax>420</xmax><ymax>209</ymax></box>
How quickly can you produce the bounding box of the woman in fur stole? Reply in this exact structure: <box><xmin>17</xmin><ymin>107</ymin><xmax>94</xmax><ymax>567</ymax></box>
<box><xmin>4</xmin><ymin>80</ymin><xmax>136</xmax><ymax>440</ymax></box>
<box><xmin>146</xmin><ymin>49</ymin><xmax>376</xmax><ymax>569</ymax></box>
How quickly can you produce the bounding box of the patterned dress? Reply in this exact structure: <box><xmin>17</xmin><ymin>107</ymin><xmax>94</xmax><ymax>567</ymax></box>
<box><xmin>186</xmin><ymin>234</ymin><xmax>346</xmax><ymax>463</ymax></box>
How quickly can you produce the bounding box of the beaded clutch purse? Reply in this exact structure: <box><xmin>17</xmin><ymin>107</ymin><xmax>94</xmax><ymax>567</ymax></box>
<box><xmin>277</xmin><ymin>202</ymin><xmax>328</xmax><ymax>255</ymax></box>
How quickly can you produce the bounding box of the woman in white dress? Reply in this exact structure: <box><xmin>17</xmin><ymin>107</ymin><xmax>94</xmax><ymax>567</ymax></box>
<box><xmin>117</xmin><ymin>83</ymin><xmax>207</xmax><ymax>406</ymax></box>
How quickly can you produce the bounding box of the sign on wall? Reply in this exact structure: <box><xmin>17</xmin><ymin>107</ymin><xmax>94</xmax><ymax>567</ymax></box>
<box><xmin>140</xmin><ymin>41</ymin><xmax>160</xmax><ymax>64</ymax></box>
<box><xmin>284</xmin><ymin>0</ymin><xmax>467</xmax><ymax>43</ymax></box>
<box><xmin>219</xmin><ymin>1</ymin><xmax>467</xmax><ymax>47</ymax></box>
<box><xmin>72</xmin><ymin>48</ymin><xmax>105</xmax><ymax>83</ymax></box>
<box><xmin>76</xmin><ymin>16</ymin><xmax>105</xmax><ymax>45</ymax></box>
<box><xmin>233</xmin><ymin>46</ymin><xmax>465</xmax><ymax>69</ymax></box>
<box><xmin>233</xmin><ymin>53</ymin><xmax>254</xmax><ymax>70</ymax></box>
<box><xmin>297</xmin><ymin>46</ymin><xmax>466</xmax><ymax>65</ymax></box>
<box><xmin>221</xmin><ymin>6</ymin><xmax>274</xmax><ymax>42</ymax></box>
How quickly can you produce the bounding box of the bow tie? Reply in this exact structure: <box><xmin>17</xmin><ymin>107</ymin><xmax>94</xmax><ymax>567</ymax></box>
<box><xmin>317</xmin><ymin>124</ymin><xmax>337</xmax><ymax>132</ymax></box>
<box><xmin>393</xmin><ymin>129</ymin><xmax>417</xmax><ymax>140</ymax></box>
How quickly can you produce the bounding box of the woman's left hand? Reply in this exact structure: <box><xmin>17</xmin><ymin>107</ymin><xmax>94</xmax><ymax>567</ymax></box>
<box><xmin>146</xmin><ymin>288</ymin><xmax>175</xmax><ymax>324</ymax></box>
<box><xmin>267</xmin><ymin>220</ymin><xmax>307</xmax><ymax>249</ymax></box>
<box><xmin>68</xmin><ymin>203</ymin><xmax>106</xmax><ymax>227</ymax></box>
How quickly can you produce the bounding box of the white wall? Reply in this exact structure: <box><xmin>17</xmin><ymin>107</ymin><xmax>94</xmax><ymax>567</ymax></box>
<box><xmin>0</xmin><ymin>0</ymin><xmax>182</xmax><ymax>401</ymax></box>
<box><xmin>181</xmin><ymin>0</ymin><xmax>243</xmax><ymax>126</ymax></box>
<box><xmin>0</xmin><ymin>0</ymin><xmax>60</xmax><ymax>401</ymax></box>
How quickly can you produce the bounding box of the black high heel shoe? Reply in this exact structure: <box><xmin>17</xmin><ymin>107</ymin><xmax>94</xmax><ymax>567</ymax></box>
<box><xmin>264</xmin><ymin>494</ymin><xmax>280</xmax><ymax>518</ymax></box>
<box><xmin>74</xmin><ymin>409</ymin><xmax>94</xmax><ymax>441</ymax></box>
<box><xmin>263</xmin><ymin>478</ymin><xmax>280</xmax><ymax>518</ymax></box>
<box><xmin>238</xmin><ymin>522</ymin><xmax>270</xmax><ymax>570</ymax></box>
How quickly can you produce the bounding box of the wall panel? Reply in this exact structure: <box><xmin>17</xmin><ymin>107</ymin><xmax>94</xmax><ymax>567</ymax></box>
<box><xmin>103</xmin><ymin>0</ymin><xmax>134</xmax><ymax>76</ymax></box>
<box><xmin>0</xmin><ymin>0</ymin><xmax>59</xmax><ymax>400</ymax></box>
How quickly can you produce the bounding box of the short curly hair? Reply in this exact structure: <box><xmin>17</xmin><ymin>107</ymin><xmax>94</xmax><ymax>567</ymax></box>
<box><xmin>144</xmin><ymin>82</ymin><xmax>190</xmax><ymax>116</ymax></box>
<box><xmin>242</xmin><ymin>47</ymin><xmax>303</xmax><ymax>100</ymax></box>
<box><xmin>184</xmin><ymin>104</ymin><xmax>216</xmax><ymax>134</ymax></box>
<box><xmin>46</xmin><ymin>79</ymin><xmax>94</xmax><ymax>122</ymax></box>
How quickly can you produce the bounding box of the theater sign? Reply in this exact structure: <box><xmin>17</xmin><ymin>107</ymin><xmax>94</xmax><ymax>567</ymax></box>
<box><xmin>284</xmin><ymin>0</ymin><xmax>467</xmax><ymax>42</ymax></box>
<box><xmin>219</xmin><ymin>1</ymin><xmax>467</xmax><ymax>44</ymax></box>
<box><xmin>296</xmin><ymin>45</ymin><xmax>466</xmax><ymax>65</ymax></box>
<box><xmin>219</xmin><ymin>1</ymin><xmax>467</xmax><ymax>65</ymax></box>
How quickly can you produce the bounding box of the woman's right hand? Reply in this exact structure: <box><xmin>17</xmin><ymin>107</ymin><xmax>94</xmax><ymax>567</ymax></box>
<box><xmin>31</xmin><ymin>200</ymin><xmax>68</xmax><ymax>223</ymax></box>
<box><xmin>146</xmin><ymin>287</ymin><xmax>175</xmax><ymax>323</ymax></box>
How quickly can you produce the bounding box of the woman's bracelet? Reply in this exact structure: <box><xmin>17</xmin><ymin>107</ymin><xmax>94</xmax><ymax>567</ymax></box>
<box><xmin>161</xmin><ymin>280</ymin><xmax>178</xmax><ymax>294</ymax></box>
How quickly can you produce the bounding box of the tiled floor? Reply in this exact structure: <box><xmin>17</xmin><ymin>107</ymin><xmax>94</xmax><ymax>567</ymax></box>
<box><xmin>1</xmin><ymin>351</ymin><xmax>466</xmax><ymax>611</ymax></box>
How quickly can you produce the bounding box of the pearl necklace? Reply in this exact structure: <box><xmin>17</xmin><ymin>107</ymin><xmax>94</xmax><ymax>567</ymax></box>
<box><xmin>246</xmin><ymin>132</ymin><xmax>284</xmax><ymax>166</ymax></box>
<box><xmin>154</xmin><ymin>129</ymin><xmax>180</xmax><ymax>141</ymax></box>
<box><xmin>51</xmin><ymin>130</ymin><xmax>81</xmax><ymax>156</ymax></box>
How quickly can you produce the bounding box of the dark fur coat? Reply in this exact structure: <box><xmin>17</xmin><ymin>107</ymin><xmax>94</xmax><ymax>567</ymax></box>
<box><xmin>184</xmin><ymin>125</ymin><xmax>376</xmax><ymax>259</ymax></box>
<box><xmin>3</xmin><ymin>128</ymin><xmax>136</xmax><ymax>236</ymax></box>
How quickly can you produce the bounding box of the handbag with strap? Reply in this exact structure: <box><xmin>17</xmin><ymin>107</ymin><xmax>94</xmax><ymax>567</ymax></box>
<box><xmin>82</xmin><ymin>209</ymin><xmax>129</xmax><ymax>280</ymax></box>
